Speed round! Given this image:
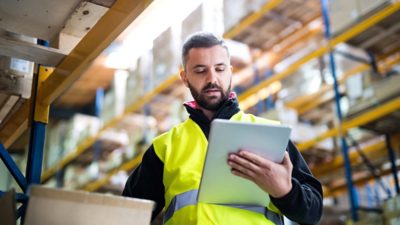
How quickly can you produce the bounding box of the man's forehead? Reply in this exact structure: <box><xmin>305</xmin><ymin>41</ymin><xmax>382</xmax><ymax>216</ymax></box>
<box><xmin>186</xmin><ymin>46</ymin><xmax>229</xmax><ymax>63</ymax></box>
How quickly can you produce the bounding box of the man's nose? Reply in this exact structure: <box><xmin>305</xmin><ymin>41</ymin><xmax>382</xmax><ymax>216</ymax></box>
<box><xmin>205</xmin><ymin>70</ymin><xmax>218</xmax><ymax>84</ymax></box>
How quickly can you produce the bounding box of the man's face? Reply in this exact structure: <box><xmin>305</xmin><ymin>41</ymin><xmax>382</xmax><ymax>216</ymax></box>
<box><xmin>180</xmin><ymin>45</ymin><xmax>232</xmax><ymax>111</ymax></box>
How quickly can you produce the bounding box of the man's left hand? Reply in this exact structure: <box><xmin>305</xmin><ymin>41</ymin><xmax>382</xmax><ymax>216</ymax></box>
<box><xmin>227</xmin><ymin>150</ymin><xmax>293</xmax><ymax>198</ymax></box>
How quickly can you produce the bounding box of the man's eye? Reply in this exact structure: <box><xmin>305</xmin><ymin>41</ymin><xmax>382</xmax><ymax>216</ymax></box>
<box><xmin>194</xmin><ymin>69</ymin><xmax>206</xmax><ymax>74</ymax></box>
<box><xmin>216</xmin><ymin>67</ymin><xmax>225</xmax><ymax>72</ymax></box>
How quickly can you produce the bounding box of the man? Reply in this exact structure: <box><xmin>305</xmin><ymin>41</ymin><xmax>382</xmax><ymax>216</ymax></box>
<box><xmin>123</xmin><ymin>32</ymin><xmax>323</xmax><ymax>225</ymax></box>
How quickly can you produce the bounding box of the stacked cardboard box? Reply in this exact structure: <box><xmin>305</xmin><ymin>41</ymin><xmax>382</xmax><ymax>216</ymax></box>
<box><xmin>101</xmin><ymin>70</ymin><xmax>129</xmax><ymax>124</ymax></box>
<box><xmin>152</xmin><ymin>27</ymin><xmax>181</xmax><ymax>87</ymax></box>
<box><xmin>24</xmin><ymin>186</ymin><xmax>154</xmax><ymax>225</ymax></box>
<box><xmin>181</xmin><ymin>1</ymin><xmax>224</xmax><ymax>41</ymax></box>
<box><xmin>384</xmin><ymin>195</ymin><xmax>400</xmax><ymax>225</ymax></box>
<box><xmin>223</xmin><ymin>0</ymin><xmax>266</xmax><ymax>32</ymax></box>
<box><xmin>329</xmin><ymin>0</ymin><xmax>390</xmax><ymax>35</ymax></box>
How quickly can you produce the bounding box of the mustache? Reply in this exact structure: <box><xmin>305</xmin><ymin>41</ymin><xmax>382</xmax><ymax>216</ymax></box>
<box><xmin>202</xmin><ymin>83</ymin><xmax>222</xmax><ymax>92</ymax></box>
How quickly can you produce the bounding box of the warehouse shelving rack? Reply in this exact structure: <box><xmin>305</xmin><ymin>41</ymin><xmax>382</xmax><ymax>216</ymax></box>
<box><xmin>0</xmin><ymin>0</ymin><xmax>152</xmax><ymax>218</ymax></box>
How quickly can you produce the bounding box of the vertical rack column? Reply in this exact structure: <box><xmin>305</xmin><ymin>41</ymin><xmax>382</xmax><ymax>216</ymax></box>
<box><xmin>320</xmin><ymin>0</ymin><xmax>359</xmax><ymax>221</ymax></box>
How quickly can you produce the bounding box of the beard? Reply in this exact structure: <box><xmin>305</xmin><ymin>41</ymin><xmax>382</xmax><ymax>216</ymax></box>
<box><xmin>188</xmin><ymin>80</ymin><xmax>231</xmax><ymax>111</ymax></box>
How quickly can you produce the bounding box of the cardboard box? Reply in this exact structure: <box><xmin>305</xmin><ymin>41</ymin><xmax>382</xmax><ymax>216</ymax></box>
<box><xmin>0</xmin><ymin>189</ymin><xmax>16</xmax><ymax>225</ymax></box>
<box><xmin>384</xmin><ymin>195</ymin><xmax>400</xmax><ymax>218</ymax></box>
<box><xmin>358</xmin><ymin>0</ymin><xmax>389</xmax><ymax>16</ymax></box>
<box><xmin>329</xmin><ymin>0</ymin><xmax>360</xmax><ymax>34</ymax></box>
<box><xmin>181</xmin><ymin>2</ymin><xmax>224</xmax><ymax>41</ymax></box>
<box><xmin>386</xmin><ymin>215</ymin><xmax>400</xmax><ymax>225</ymax></box>
<box><xmin>24</xmin><ymin>186</ymin><xmax>154</xmax><ymax>225</ymax></box>
<box><xmin>152</xmin><ymin>27</ymin><xmax>181</xmax><ymax>87</ymax></box>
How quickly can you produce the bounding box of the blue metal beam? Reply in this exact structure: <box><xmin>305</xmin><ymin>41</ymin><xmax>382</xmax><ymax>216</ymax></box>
<box><xmin>17</xmin><ymin>203</ymin><xmax>27</xmax><ymax>221</ymax></box>
<box><xmin>0</xmin><ymin>144</ymin><xmax>27</xmax><ymax>192</ymax></box>
<box><xmin>0</xmin><ymin>190</ymin><xmax>28</xmax><ymax>203</ymax></box>
<box><xmin>321</xmin><ymin>0</ymin><xmax>359</xmax><ymax>221</ymax></box>
<box><xmin>25</xmin><ymin>122</ymin><xmax>46</xmax><ymax>184</ymax></box>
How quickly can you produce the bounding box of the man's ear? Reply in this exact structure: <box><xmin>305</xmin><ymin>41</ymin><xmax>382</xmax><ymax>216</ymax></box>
<box><xmin>180</xmin><ymin>69</ymin><xmax>189</xmax><ymax>87</ymax></box>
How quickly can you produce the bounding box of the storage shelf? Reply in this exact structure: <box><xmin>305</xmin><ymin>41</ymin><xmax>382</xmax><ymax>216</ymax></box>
<box><xmin>0</xmin><ymin>0</ymin><xmax>153</xmax><ymax>149</ymax></box>
<box><xmin>238</xmin><ymin>2</ymin><xmax>400</xmax><ymax>108</ymax></box>
<box><xmin>287</xmin><ymin>52</ymin><xmax>400</xmax><ymax>114</ymax></box>
<box><xmin>297</xmin><ymin>97</ymin><xmax>400</xmax><ymax>151</ymax></box>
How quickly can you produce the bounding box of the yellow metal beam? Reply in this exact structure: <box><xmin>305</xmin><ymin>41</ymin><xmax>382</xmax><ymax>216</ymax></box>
<box><xmin>312</xmin><ymin>140</ymin><xmax>387</xmax><ymax>176</ymax></box>
<box><xmin>238</xmin><ymin>2</ymin><xmax>400</xmax><ymax>106</ymax></box>
<box><xmin>297</xmin><ymin>90</ymin><xmax>338</xmax><ymax>115</ymax></box>
<box><xmin>34</xmin><ymin>66</ymin><xmax>53</xmax><ymax>123</ymax></box>
<box><xmin>38</xmin><ymin>0</ymin><xmax>153</xmax><ymax>106</ymax></box>
<box><xmin>323</xmin><ymin>134</ymin><xmax>400</xmax><ymax>198</ymax></box>
<box><xmin>223</xmin><ymin>0</ymin><xmax>283</xmax><ymax>39</ymax></box>
<box><xmin>0</xmin><ymin>0</ymin><xmax>152</xmax><ymax>149</ymax></box>
<box><xmin>82</xmin><ymin>152</ymin><xmax>144</xmax><ymax>192</ymax></box>
<box><xmin>330</xmin><ymin>2</ymin><xmax>400</xmax><ymax>47</ymax></box>
<box><xmin>297</xmin><ymin>97</ymin><xmax>400</xmax><ymax>151</ymax></box>
<box><xmin>0</xmin><ymin>101</ymin><xmax>30</xmax><ymax>149</ymax></box>
<box><xmin>325</xmin><ymin>164</ymin><xmax>400</xmax><ymax>198</ymax></box>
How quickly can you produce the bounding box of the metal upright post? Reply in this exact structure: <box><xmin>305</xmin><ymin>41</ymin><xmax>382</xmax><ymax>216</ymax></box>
<box><xmin>25</xmin><ymin>40</ymin><xmax>50</xmax><ymax>184</ymax></box>
<box><xmin>320</xmin><ymin>0</ymin><xmax>359</xmax><ymax>221</ymax></box>
<box><xmin>385</xmin><ymin>134</ymin><xmax>400</xmax><ymax>194</ymax></box>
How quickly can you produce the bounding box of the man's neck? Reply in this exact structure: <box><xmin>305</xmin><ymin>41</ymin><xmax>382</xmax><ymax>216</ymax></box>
<box><xmin>200</xmin><ymin>107</ymin><xmax>215</xmax><ymax>121</ymax></box>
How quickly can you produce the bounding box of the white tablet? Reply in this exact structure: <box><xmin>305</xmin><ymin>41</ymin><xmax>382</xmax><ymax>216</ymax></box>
<box><xmin>197</xmin><ymin>119</ymin><xmax>291</xmax><ymax>206</ymax></box>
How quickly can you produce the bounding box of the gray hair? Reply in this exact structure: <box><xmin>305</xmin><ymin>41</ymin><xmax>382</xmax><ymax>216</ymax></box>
<box><xmin>181</xmin><ymin>31</ymin><xmax>229</xmax><ymax>71</ymax></box>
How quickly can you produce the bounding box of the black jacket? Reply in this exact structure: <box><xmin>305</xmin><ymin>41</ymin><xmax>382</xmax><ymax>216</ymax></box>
<box><xmin>122</xmin><ymin>97</ymin><xmax>323</xmax><ymax>225</ymax></box>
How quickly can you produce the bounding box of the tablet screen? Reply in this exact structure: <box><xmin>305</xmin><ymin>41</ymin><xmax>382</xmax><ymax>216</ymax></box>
<box><xmin>197</xmin><ymin>119</ymin><xmax>291</xmax><ymax>206</ymax></box>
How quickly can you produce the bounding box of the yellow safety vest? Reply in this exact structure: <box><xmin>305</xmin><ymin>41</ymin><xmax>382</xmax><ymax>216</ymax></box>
<box><xmin>153</xmin><ymin>111</ymin><xmax>283</xmax><ymax>225</ymax></box>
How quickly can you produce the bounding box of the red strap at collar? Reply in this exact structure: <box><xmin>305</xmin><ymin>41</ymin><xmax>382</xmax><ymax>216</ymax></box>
<box><xmin>183</xmin><ymin>92</ymin><xmax>237</xmax><ymax>110</ymax></box>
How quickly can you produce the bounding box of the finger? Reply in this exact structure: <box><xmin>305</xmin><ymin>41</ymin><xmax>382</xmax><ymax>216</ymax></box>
<box><xmin>228</xmin><ymin>159</ymin><xmax>257</xmax><ymax>178</ymax></box>
<box><xmin>238</xmin><ymin>150</ymin><xmax>274</xmax><ymax>169</ymax></box>
<box><xmin>231</xmin><ymin>168</ymin><xmax>253</xmax><ymax>181</ymax></box>
<box><xmin>228</xmin><ymin>153</ymin><xmax>260</xmax><ymax>173</ymax></box>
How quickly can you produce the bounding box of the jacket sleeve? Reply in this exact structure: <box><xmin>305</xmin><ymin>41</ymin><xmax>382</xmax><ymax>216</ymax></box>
<box><xmin>122</xmin><ymin>144</ymin><xmax>165</xmax><ymax>220</ymax></box>
<box><xmin>270</xmin><ymin>140</ymin><xmax>323</xmax><ymax>225</ymax></box>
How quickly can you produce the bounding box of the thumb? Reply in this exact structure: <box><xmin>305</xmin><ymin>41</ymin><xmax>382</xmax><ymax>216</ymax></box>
<box><xmin>282</xmin><ymin>152</ymin><xmax>293</xmax><ymax>169</ymax></box>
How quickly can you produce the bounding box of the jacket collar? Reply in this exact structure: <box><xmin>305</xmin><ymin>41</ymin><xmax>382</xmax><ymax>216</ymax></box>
<box><xmin>183</xmin><ymin>92</ymin><xmax>240</xmax><ymax>138</ymax></box>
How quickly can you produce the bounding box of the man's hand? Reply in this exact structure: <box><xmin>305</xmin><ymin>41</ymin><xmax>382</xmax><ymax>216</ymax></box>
<box><xmin>227</xmin><ymin>150</ymin><xmax>293</xmax><ymax>198</ymax></box>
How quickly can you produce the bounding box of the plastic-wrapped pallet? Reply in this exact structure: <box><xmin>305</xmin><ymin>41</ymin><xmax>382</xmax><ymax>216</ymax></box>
<box><xmin>223</xmin><ymin>0</ymin><xmax>266</xmax><ymax>32</ymax></box>
<box><xmin>152</xmin><ymin>27</ymin><xmax>181</xmax><ymax>87</ymax></box>
<box><xmin>101</xmin><ymin>70</ymin><xmax>128</xmax><ymax>124</ymax></box>
<box><xmin>329</xmin><ymin>0</ymin><xmax>390</xmax><ymax>35</ymax></box>
<box><xmin>384</xmin><ymin>195</ymin><xmax>400</xmax><ymax>225</ymax></box>
<box><xmin>44</xmin><ymin>121</ymin><xmax>68</xmax><ymax>169</ymax></box>
<box><xmin>181</xmin><ymin>0</ymin><xmax>224</xmax><ymax>42</ymax></box>
<box><xmin>125</xmin><ymin>62</ymin><xmax>144</xmax><ymax>107</ymax></box>
<box><xmin>63</xmin><ymin>114</ymin><xmax>101</xmax><ymax>154</ymax></box>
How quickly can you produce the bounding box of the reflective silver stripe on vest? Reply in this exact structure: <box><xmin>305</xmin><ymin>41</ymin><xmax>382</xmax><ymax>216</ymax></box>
<box><xmin>164</xmin><ymin>189</ymin><xmax>283</xmax><ymax>225</ymax></box>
